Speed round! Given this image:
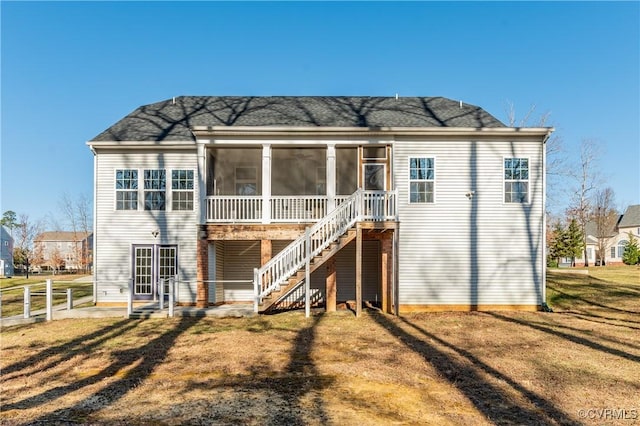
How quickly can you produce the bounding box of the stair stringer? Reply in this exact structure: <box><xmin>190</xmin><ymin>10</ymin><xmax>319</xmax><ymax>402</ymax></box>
<box><xmin>259</xmin><ymin>229</ymin><xmax>357</xmax><ymax>313</ymax></box>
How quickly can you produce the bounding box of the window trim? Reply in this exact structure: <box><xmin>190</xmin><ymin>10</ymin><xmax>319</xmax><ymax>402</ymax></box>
<box><xmin>115</xmin><ymin>169</ymin><xmax>139</xmax><ymax>211</ymax></box>
<box><xmin>503</xmin><ymin>157</ymin><xmax>530</xmax><ymax>204</ymax></box>
<box><xmin>407</xmin><ymin>156</ymin><xmax>436</xmax><ymax>204</ymax></box>
<box><xmin>171</xmin><ymin>169</ymin><xmax>195</xmax><ymax>211</ymax></box>
<box><xmin>144</xmin><ymin>169</ymin><xmax>167</xmax><ymax>211</ymax></box>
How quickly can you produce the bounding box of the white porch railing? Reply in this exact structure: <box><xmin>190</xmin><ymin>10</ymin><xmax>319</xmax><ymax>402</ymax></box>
<box><xmin>253</xmin><ymin>189</ymin><xmax>398</xmax><ymax>313</ymax></box>
<box><xmin>270</xmin><ymin>196</ymin><xmax>327</xmax><ymax>222</ymax></box>
<box><xmin>205</xmin><ymin>193</ymin><xmax>395</xmax><ymax>223</ymax></box>
<box><xmin>205</xmin><ymin>196</ymin><xmax>263</xmax><ymax>222</ymax></box>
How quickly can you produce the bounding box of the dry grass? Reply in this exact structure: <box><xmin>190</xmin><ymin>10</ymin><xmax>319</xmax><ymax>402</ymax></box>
<box><xmin>1</xmin><ymin>267</ymin><xmax>639</xmax><ymax>425</ymax></box>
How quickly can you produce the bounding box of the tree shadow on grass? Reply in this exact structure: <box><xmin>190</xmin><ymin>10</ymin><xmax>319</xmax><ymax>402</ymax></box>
<box><xmin>547</xmin><ymin>284</ymin><xmax>640</xmax><ymax>315</ymax></box>
<box><xmin>182</xmin><ymin>313</ymin><xmax>331</xmax><ymax>425</ymax></box>
<box><xmin>5</xmin><ymin>316</ymin><xmax>202</xmax><ymax>424</ymax></box>
<box><xmin>1</xmin><ymin>318</ymin><xmax>139</xmax><ymax>379</ymax></box>
<box><xmin>487</xmin><ymin>313</ymin><xmax>640</xmax><ymax>364</ymax></box>
<box><xmin>370</xmin><ymin>313</ymin><xmax>579</xmax><ymax>426</ymax></box>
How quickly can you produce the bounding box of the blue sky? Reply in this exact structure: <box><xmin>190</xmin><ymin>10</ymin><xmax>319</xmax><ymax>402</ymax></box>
<box><xmin>1</xmin><ymin>1</ymin><xmax>639</xmax><ymax>225</ymax></box>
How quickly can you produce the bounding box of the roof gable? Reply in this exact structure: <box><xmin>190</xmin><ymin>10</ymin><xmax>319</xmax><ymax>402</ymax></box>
<box><xmin>619</xmin><ymin>205</ymin><xmax>640</xmax><ymax>228</ymax></box>
<box><xmin>35</xmin><ymin>231</ymin><xmax>92</xmax><ymax>242</ymax></box>
<box><xmin>91</xmin><ymin>96</ymin><xmax>506</xmax><ymax>142</ymax></box>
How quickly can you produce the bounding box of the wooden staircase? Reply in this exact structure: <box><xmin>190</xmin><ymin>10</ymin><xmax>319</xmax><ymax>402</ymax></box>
<box><xmin>253</xmin><ymin>189</ymin><xmax>397</xmax><ymax>315</ymax></box>
<box><xmin>258</xmin><ymin>229</ymin><xmax>356</xmax><ymax>313</ymax></box>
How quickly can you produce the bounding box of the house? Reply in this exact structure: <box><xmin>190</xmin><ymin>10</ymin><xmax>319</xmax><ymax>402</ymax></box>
<box><xmin>34</xmin><ymin>231</ymin><xmax>93</xmax><ymax>272</ymax></box>
<box><xmin>87</xmin><ymin>96</ymin><xmax>553</xmax><ymax>313</ymax></box>
<box><xmin>578</xmin><ymin>205</ymin><xmax>640</xmax><ymax>266</ymax></box>
<box><xmin>0</xmin><ymin>226</ymin><xmax>14</xmax><ymax>278</ymax></box>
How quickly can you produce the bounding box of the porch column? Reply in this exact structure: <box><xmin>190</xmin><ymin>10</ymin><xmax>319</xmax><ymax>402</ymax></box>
<box><xmin>326</xmin><ymin>256</ymin><xmax>337</xmax><ymax>312</ymax></box>
<box><xmin>326</xmin><ymin>144</ymin><xmax>336</xmax><ymax>212</ymax></box>
<box><xmin>196</xmin><ymin>232</ymin><xmax>209</xmax><ymax>308</ymax></box>
<box><xmin>381</xmin><ymin>233</ymin><xmax>393</xmax><ymax>314</ymax></box>
<box><xmin>262</xmin><ymin>144</ymin><xmax>271</xmax><ymax>224</ymax></box>
<box><xmin>197</xmin><ymin>142</ymin><xmax>207</xmax><ymax>224</ymax></box>
<box><xmin>355</xmin><ymin>225</ymin><xmax>362</xmax><ymax>317</ymax></box>
<box><xmin>260</xmin><ymin>239</ymin><xmax>272</xmax><ymax>266</ymax></box>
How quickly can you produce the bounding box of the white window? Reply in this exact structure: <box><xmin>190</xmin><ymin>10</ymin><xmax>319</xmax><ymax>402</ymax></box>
<box><xmin>409</xmin><ymin>157</ymin><xmax>434</xmax><ymax>203</ymax></box>
<box><xmin>115</xmin><ymin>169</ymin><xmax>138</xmax><ymax>210</ymax></box>
<box><xmin>618</xmin><ymin>240</ymin><xmax>628</xmax><ymax>258</ymax></box>
<box><xmin>144</xmin><ymin>169</ymin><xmax>166</xmax><ymax>210</ymax></box>
<box><xmin>504</xmin><ymin>158</ymin><xmax>529</xmax><ymax>203</ymax></box>
<box><xmin>172</xmin><ymin>170</ymin><xmax>194</xmax><ymax>211</ymax></box>
<box><xmin>611</xmin><ymin>247</ymin><xmax>616</xmax><ymax>258</ymax></box>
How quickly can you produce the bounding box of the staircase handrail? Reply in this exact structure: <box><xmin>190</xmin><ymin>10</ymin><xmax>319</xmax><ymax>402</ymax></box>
<box><xmin>254</xmin><ymin>189</ymin><xmax>363</xmax><ymax>309</ymax></box>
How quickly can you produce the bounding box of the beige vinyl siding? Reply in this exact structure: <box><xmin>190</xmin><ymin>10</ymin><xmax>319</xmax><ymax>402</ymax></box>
<box><xmin>222</xmin><ymin>241</ymin><xmax>259</xmax><ymax>301</ymax></box>
<box><xmin>214</xmin><ymin>241</ymin><xmax>224</xmax><ymax>302</ymax></box>
<box><xmin>394</xmin><ymin>139</ymin><xmax>544</xmax><ymax>306</ymax></box>
<box><xmin>94</xmin><ymin>149</ymin><xmax>199</xmax><ymax>304</ymax></box>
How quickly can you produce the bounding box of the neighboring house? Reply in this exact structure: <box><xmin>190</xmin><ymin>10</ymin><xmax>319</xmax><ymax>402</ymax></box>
<box><xmin>34</xmin><ymin>231</ymin><xmax>93</xmax><ymax>272</ymax></box>
<box><xmin>577</xmin><ymin>205</ymin><xmax>640</xmax><ymax>266</ymax></box>
<box><xmin>88</xmin><ymin>96</ymin><xmax>553</xmax><ymax>313</ymax></box>
<box><xmin>0</xmin><ymin>226</ymin><xmax>14</xmax><ymax>278</ymax></box>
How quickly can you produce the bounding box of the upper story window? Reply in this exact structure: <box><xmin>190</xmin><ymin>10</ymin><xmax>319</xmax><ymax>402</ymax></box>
<box><xmin>409</xmin><ymin>157</ymin><xmax>435</xmax><ymax>203</ymax></box>
<box><xmin>504</xmin><ymin>158</ymin><xmax>529</xmax><ymax>203</ymax></box>
<box><xmin>144</xmin><ymin>169</ymin><xmax>166</xmax><ymax>210</ymax></box>
<box><xmin>172</xmin><ymin>170</ymin><xmax>194</xmax><ymax>211</ymax></box>
<box><xmin>115</xmin><ymin>169</ymin><xmax>138</xmax><ymax>210</ymax></box>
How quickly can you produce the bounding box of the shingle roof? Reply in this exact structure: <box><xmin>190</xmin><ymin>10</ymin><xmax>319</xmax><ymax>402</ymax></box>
<box><xmin>91</xmin><ymin>96</ymin><xmax>505</xmax><ymax>142</ymax></box>
<box><xmin>618</xmin><ymin>205</ymin><xmax>640</xmax><ymax>228</ymax></box>
<box><xmin>36</xmin><ymin>231</ymin><xmax>92</xmax><ymax>242</ymax></box>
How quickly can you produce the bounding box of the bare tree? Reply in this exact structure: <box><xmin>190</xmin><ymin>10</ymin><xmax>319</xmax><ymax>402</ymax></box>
<box><xmin>567</xmin><ymin>140</ymin><xmax>601</xmax><ymax>266</ymax></box>
<box><xmin>14</xmin><ymin>214</ymin><xmax>43</xmax><ymax>278</ymax></box>
<box><xmin>503</xmin><ymin>101</ymin><xmax>566</xmax><ymax>212</ymax></box>
<box><xmin>593</xmin><ymin>187</ymin><xmax>618</xmax><ymax>265</ymax></box>
<box><xmin>59</xmin><ymin>193</ymin><xmax>93</xmax><ymax>273</ymax></box>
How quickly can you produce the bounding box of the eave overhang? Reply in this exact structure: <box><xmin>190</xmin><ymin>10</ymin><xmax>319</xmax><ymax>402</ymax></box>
<box><xmin>191</xmin><ymin>125</ymin><xmax>554</xmax><ymax>139</ymax></box>
<box><xmin>86</xmin><ymin>140</ymin><xmax>197</xmax><ymax>150</ymax></box>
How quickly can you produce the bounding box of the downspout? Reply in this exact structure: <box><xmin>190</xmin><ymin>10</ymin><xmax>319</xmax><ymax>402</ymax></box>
<box><xmin>89</xmin><ymin>144</ymin><xmax>98</xmax><ymax>304</ymax></box>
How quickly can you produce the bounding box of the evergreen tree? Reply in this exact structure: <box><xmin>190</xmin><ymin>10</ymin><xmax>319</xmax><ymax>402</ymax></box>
<box><xmin>622</xmin><ymin>233</ymin><xmax>640</xmax><ymax>265</ymax></box>
<box><xmin>565</xmin><ymin>219</ymin><xmax>584</xmax><ymax>266</ymax></box>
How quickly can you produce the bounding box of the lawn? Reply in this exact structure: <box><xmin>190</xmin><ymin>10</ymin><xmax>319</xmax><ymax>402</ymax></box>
<box><xmin>0</xmin><ymin>275</ymin><xmax>93</xmax><ymax>318</ymax></box>
<box><xmin>1</xmin><ymin>266</ymin><xmax>638</xmax><ymax>425</ymax></box>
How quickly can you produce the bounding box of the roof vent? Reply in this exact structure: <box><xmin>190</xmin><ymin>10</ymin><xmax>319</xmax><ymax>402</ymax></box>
<box><xmin>395</xmin><ymin>93</ymin><xmax>399</xmax><ymax>100</ymax></box>
<box><xmin>459</xmin><ymin>100</ymin><xmax>463</xmax><ymax>108</ymax></box>
<box><xmin>172</xmin><ymin>96</ymin><xmax>176</xmax><ymax>105</ymax></box>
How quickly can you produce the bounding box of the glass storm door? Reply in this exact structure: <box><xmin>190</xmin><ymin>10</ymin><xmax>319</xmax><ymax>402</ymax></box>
<box><xmin>133</xmin><ymin>245</ymin><xmax>177</xmax><ymax>300</ymax></box>
<box><xmin>362</xmin><ymin>163</ymin><xmax>386</xmax><ymax>191</ymax></box>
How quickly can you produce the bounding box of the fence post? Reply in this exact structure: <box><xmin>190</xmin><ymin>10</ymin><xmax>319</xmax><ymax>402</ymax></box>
<box><xmin>305</xmin><ymin>227</ymin><xmax>311</xmax><ymax>318</ymax></box>
<box><xmin>127</xmin><ymin>278</ymin><xmax>133</xmax><ymax>317</ymax></box>
<box><xmin>253</xmin><ymin>268</ymin><xmax>259</xmax><ymax>313</ymax></box>
<box><xmin>24</xmin><ymin>286</ymin><xmax>31</xmax><ymax>319</ymax></box>
<box><xmin>168</xmin><ymin>277</ymin><xmax>175</xmax><ymax>318</ymax></box>
<box><xmin>67</xmin><ymin>288</ymin><xmax>73</xmax><ymax>310</ymax></box>
<box><xmin>46</xmin><ymin>279</ymin><xmax>53</xmax><ymax>321</ymax></box>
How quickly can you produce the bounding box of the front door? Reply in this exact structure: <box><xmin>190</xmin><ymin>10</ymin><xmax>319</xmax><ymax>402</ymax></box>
<box><xmin>133</xmin><ymin>245</ymin><xmax>178</xmax><ymax>300</ymax></box>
